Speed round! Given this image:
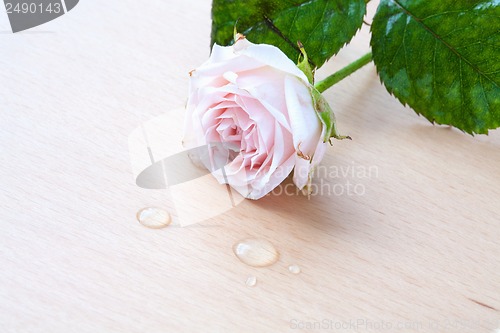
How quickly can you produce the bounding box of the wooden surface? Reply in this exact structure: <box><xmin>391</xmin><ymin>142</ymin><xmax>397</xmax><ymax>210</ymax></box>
<box><xmin>1</xmin><ymin>1</ymin><xmax>499</xmax><ymax>332</ymax></box>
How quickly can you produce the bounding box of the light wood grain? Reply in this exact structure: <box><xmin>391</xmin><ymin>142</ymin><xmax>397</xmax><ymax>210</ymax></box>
<box><xmin>1</xmin><ymin>1</ymin><xmax>499</xmax><ymax>332</ymax></box>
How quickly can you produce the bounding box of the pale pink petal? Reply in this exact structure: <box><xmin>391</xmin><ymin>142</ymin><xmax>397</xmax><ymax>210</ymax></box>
<box><xmin>246</xmin><ymin>154</ymin><xmax>295</xmax><ymax>199</ymax></box>
<box><xmin>283</xmin><ymin>75</ymin><xmax>326</xmax><ymax>189</ymax></box>
<box><xmin>234</xmin><ymin>39</ymin><xmax>310</xmax><ymax>85</ymax></box>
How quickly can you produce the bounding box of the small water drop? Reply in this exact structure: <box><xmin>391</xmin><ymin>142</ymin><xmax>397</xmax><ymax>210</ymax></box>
<box><xmin>136</xmin><ymin>207</ymin><xmax>171</xmax><ymax>229</ymax></box>
<box><xmin>245</xmin><ymin>275</ymin><xmax>257</xmax><ymax>287</ymax></box>
<box><xmin>288</xmin><ymin>264</ymin><xmax>301</xmax><ymax>274</ymax></box>
<box><xmin>233</xmin><ymin>238</ymin><xmax>279</xmax><ymax>267</ymax></box>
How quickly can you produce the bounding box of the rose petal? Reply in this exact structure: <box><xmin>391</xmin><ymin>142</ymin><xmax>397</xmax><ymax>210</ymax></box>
<box><xmin>284</xmin><ymin>75</ymin><xmax>325</xmax><ymax>189</ymax></box>
<box><xmin>235</xmin><ymin>40</ymin><xmax>310</xmax><ymax>85</ymax></box>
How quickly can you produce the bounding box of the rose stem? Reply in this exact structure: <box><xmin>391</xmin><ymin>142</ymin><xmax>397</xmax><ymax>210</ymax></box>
<box><xmin>314</xmin><ymin>52</ymin><xmax>372</xmax><ymax>93</ymax></box>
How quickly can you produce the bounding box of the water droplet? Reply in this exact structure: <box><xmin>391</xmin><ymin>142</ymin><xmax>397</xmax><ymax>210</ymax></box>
<box><xmin>245</xmin><ymin>275</ymin><xmax>257</xmax><ymax>287</ymax></box>
<box><xmin>233</xmin><ymin>238</ymin><xmax>279</xmax><ymax>267</ymax></box>
<box><xmin>136</xmin><ymin>207</ymin><xmax>171</xmax><ymax>229</ymax></box>
<box><xmin>288</xmin><ymin>264</ymin><xmax>301</xmax><ymax>274</ymax></box>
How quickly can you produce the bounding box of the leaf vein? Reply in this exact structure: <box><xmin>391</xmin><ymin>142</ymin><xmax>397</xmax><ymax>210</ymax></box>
<box><xmin>391</xmin><ymin>0</ymin><xmax>499</xmax><ymax>89</ymax></box>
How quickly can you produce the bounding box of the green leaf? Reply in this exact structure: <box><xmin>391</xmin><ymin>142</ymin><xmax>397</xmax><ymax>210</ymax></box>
<box><xmin>371</xmin><ymin>0</ymin><xmax>500</xmax><ymax>134</ymax></box>
<box><xmin>211</xmin><ymin>0</ymin><xmax>366</xmax><ymax>69</ymax></box>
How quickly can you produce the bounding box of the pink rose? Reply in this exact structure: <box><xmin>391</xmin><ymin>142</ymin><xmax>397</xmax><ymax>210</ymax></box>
<box><xmin>183</xmin><ymin>36</ymin><xmax>327</xmax><ymax>200</ymax></box>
